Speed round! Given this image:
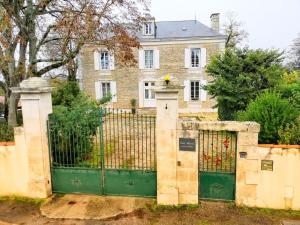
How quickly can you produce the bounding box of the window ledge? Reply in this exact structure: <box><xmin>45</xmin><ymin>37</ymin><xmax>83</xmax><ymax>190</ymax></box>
<box><xmin>141</xmin><ymin>68</ymin><xmax>157</xmax><ymax>72</ymax></box>
<box><xmin>99</xmin><ymin>70</ymin><xmax>112</xmax><ymax>75</ymax></box>
<box><xmin>187</xmin><ymin>68</ymin><xmax>205</xmax><ymax>74</ymax></box>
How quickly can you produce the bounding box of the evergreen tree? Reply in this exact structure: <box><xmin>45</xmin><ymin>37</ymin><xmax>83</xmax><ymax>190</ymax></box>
<box><xmin>205</xmin><ymin>48</ymin><xmax>285</xmax><ymax>120</ymax></box>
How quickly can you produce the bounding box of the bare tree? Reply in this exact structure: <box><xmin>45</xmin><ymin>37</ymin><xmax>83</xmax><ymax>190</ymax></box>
<box><xmin>287</xmin><ymin>33</ymin><xmax>300</xmax><ymax>70</ymax></box>
<box><xmin>0</xmin><ymin>0</ymin><xmax>148</xmax><ymax>126</ymax></box>
<box><xmin>223</xmin><ymin>12</ymin><xmax>248</xmax><ymax>48</ymax></box>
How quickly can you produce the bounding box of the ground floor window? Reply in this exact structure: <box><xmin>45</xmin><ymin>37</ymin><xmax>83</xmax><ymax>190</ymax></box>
<box><xmin>102</xmin><ymin>82</ymin><xmax>111</xmax><ymax>97</ymax></box>
<box><xmin>190</xmin><ymin>81</ymin><xmax>200</xmax><ymax>100</ymax></box>
<box><xmin>144</xmin><ymin>82</ymin><xmax>155</xmax><ymax>100</ymax></box>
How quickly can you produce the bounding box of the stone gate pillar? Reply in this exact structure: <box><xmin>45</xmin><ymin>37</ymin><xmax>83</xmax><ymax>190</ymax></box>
<box><xmin>12</xmin><ymin>77</ymin><xmax>53</xmax><ymax>198</ymax></box>
<box><xmin>155</xmin><ymin>87</ymin><xmax>180</xmax><ymax>205</ymax></box>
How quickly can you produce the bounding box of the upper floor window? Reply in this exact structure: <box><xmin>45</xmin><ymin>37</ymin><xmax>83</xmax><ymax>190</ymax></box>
<box><xmin>144</xmin><ymin>22</ymin><xmax>153</xmax><ymax>35</ymax></box>
<box><xmin>100</xmin><ymin>51</ymin><xmax>109</xmax><ymax>70</ymax></box>
<box><xmin>191</xmin><ymin>48</ymin><xmax>201</xmax><ymax>68</ymax></box>
<box><xmin>144</xmin><ymin>50</ymin><xmax>154</xmax><ymax>69</ymax></box>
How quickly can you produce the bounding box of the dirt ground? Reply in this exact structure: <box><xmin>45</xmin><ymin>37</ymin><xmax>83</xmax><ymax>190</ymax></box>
<box><xmin>1</xmin><ymin>199</ymin><xmax>300</xmax><ymax>225</ymax></box>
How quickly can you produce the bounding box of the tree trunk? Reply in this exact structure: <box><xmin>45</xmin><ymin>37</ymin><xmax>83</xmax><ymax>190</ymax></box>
<box><xmin>7</xmin><ymin>91</ymin><xmax>17</xmax><ymax>126</ymax></box>
<box><xmin>4</xmin><ymin>91</ymin><xmax>9</xmax><ymax>122</ymax></box>
<box><xmin>7</xmin><ymin>60</ymin><xmax>17</xmax><ymax>126</ymax></box>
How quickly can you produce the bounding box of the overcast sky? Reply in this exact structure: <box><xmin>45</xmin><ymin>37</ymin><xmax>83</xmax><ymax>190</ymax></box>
<box><xmin>149</xmin><ymin>0</ymin><xmax>300</xmax><ymax>51</ymax></box>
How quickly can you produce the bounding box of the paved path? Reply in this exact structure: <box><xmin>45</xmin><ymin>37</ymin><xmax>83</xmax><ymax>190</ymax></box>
<box><xmin>0</xmin><ymin>222</ymin><xmax>16</xmax><ymax>225</ymax></box>
<box><xmin>40</xmin><ymin>194</ymin><xmax>154</xmax><ymax>220</ymax></box>
<box><xmin>282</xmin><ymin>221</ymin><xmax>300</xmax><ymax>225</ymax></box>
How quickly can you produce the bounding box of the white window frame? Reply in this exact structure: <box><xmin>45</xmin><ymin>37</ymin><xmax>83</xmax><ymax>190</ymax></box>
<box><xmin>100</xmin><ymin>51</ymin><xmax>109</xmax><ymax>70</ymax></box>
<box><xmin>144</xmin><ymin>22</ymin><xmax>152</xmax><ymax>35</ymax></box>
<box><xmin>144</xmin><ymin>50</ymin><xmax>154</xmax><ymax>69</ymax></box>
<box><xmin>144</xmin><ymin>81</ymin><xmax>156</xmax><ymax>100</ymax></box>
<box><xmin>191</xmin><ymin>48</ymin><xmax>201</xmax><ymax>68</ymax></box>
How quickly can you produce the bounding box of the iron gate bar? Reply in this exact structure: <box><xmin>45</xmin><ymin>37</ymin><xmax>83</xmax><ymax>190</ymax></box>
<box><xmin>198</xmin><ymin>129</ymin><xmax>237</xmax><ymax>201</ymax></box>
<box><xmin>48</xmin><ymin>108</ymin><xmax>157</xmax><ymax>196</ymax></box>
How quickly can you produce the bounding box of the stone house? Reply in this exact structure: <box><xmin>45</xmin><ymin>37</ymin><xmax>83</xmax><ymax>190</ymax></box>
<box><xmin>79</xmin><ymin>13</ymin><xmax>226</xmax><ymax>115</ymax></box>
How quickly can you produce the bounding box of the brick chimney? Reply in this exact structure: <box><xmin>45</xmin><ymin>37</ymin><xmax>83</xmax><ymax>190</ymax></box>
<box><xmin>210</xmin><ymin>13</ymin><xmax>220</xmax><ymax>32</ymax></box>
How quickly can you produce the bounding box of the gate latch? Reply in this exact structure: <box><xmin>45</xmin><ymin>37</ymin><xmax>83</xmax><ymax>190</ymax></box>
<box><xmin>177</xmin><ymin>161</ymin><xmax>181</xmax><ymax>166</ymax></box>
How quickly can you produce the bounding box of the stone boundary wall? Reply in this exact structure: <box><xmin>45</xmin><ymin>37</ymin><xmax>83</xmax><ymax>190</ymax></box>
<box><xmin>180</xmin><ymin>120</ymin><xmax>300</xmax><ymax>210</ymax></box>
<box><xmin>0</xmin><ymin>127</ymin><xmax>30</xmax><ymax>196</ymax></box>
<box><xmin>253</xmin><ymin>146</ymin><xmax>300</xmax><ymax>210</ymax></box>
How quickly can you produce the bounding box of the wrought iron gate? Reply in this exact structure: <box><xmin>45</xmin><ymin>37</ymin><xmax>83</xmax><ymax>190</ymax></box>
<box><xmin>48</xmin><ymin>108</ymin><xmax>157</xmax><ymax>197</ymax></box>
<box><xmin>198</xmin><ymin>130</ymin><xmax>237</xmax><ymax>200</ymax></box>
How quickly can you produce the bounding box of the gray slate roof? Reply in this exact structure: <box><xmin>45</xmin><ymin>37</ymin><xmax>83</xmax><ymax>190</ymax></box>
<box><xmin>138</xmin><ymin>20</ymin><xmax>226</xmax><ymax>41</ymax></box>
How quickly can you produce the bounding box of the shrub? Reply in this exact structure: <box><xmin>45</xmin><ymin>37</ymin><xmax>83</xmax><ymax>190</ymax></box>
<box><xmin>52</xmin><ymin>81</ymin><xmax>81</xmax><ymax>107</ymax></box>
<box><xmin>0</xmin><ymin>121</ymin><xmax>14</xmax><ymax>142</ymax></box>
<box><xmin>277</xmin><ymin>82</ymin><xmax>300</xmax><ymax>110</ymax></box>
<box><xmin>237</xmin><ymin>92</ymin><xmax>299</xmax><ymax>144</ymax></box>
<box><xmin>278</xmin><ymin>121</ymin><xmax>300</xmax><ymax>145</ymax></box>
<box><xmin>49</xmin><ymin>95</ymin><xmax>99</xmax><ymax>166</ymax></box>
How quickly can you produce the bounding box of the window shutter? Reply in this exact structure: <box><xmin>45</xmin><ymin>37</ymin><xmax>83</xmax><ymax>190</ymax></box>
<box><xmin>200</xmin><ymin>80</ymin><xmax>207</xmax><ymax>101</ymax></box>
<box><xmin>95</xmin><ymin>81</ymin><xmax>101</xmax><ymax>100</ymax></box>
<box><xmin>139</xmin><ymin>50</ymin><xmax>144</xmax><ymax>69</ymax></box>
<box><xmin>111</xmin><ymin>81</ymin><xmax>117</xmax><ymax>102</ymax></box>
<box><xmin>201</xmin><ymin>48</ymin><xmax>207</xmax><ymax>68</ymax></box>
<box><xmin>94</xmin><ymin>50</ymin><xmax>100</xmax><ymax>70</ymax></box>
<box><xmin>154</xmin><ymin>49</ymin><xmax>160</xmax><ymax>69</ymax></box>
<box><xmin>109</xmin><ymin>53</ymin><xmax>115</xmax><ymax>70</ymax></box>
<box><xmin>184</xmin><ymin>80</ymin><xmax>190</xmax><ymax>101</ymax></box>
<box><xmin>184</xmin><ymin>48</ymin><xmax>190</xmax><ymax>68</ymax></box>
<box><xmin>138</xmin><ymin>81</ymin><xmax>144</xmax><ymax>107</ymax></box>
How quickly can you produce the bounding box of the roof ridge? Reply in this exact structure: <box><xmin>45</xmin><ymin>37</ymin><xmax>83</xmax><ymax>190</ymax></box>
<box><xmin>156</xmin><ymin>19</ymin><xmax>201</xmax><ymax>23</ymax></box>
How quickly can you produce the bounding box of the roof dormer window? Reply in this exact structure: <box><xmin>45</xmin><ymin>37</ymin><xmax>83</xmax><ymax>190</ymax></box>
<box><xmin>144</xmin><ymin>22</ymin><xmax>153</xmax><ymax>35</ymax></box>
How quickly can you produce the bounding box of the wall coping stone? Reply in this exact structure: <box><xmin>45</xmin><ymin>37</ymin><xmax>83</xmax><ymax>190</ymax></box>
<box><xmin>258</xmin><ymin>144</ymin><xmax>300</xmax><ymax>149</ymax></box>
<box><xmin>181</xmin><ymin>121</ymin><xmax>260</xmax><ymax>132</ymax></box>
<box><xmin>0</xmin><ymin>142</ymin><xmax>15</xmax><ymax>146</ymax></box>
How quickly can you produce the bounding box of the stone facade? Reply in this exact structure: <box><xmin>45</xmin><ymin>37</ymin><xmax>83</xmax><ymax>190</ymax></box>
<box><xmin>80</xmin><ymin>39</ymin><xmax>225</xmax><ymax>114</ymax></box>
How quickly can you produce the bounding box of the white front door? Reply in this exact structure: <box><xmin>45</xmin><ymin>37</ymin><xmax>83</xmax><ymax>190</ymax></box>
<box><xmin>143</xmin><ymin>81</ymin><xmax>156</xmax><ymax>107</ymax></box>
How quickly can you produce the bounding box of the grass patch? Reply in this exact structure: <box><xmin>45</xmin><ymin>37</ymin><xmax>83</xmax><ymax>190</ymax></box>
<box><xmin>0</xmin><ymin>195</ymin><xmax>45</xmax><ymax>205</ymax></box>
<box><xmin>147</xmin><ymin>201</ymin><xmax>200</xmax><ymax>212</ymax></box>
<box><xmin>197</xmin><ymin>220</ymin><xmax>212</xmax><ymax>225</ymax></box>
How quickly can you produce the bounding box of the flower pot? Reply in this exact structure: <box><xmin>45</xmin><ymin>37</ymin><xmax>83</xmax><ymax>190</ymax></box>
<box><xmin>131</xmin><ymin>108</ymin><xmax>136</xmax><ymax>114</ymax></box>
<box><xmin>165</xmin><ymin>80</ymin><xmax>170</xmax><ymax>85</ymax></box>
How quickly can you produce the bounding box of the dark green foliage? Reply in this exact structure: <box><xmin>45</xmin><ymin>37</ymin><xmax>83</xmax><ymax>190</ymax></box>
<box><xmin>49</xmin><ymin>95</ymin><xmax>99</xmax><ymax>166</ymax></box>
<box><xmin>0</xmin><ymin>103</ymin><xmax>4</xmax><ymax>113</ymax></box>
<box><xmin>278</xmin><ymin>82</ymin><xmax>300</xmax><ymax>110</ymax></box>
<box><xmin>205</xmin><ymin>48</ymin><xmax>285</xmax><ymax>120</ymax></box>
<box><xmin>49</xmin><ymin>81</ymin><xmax>111</xmax><ymax>166</ymax></box>
<box><xmin>0</xmin><ymin>121</ymin><xmax>14</xmax><ymax>141</ymax></box>
<box><xmin>52</xmin><ymin>81</ymin><xmax>81</xmax><ymax>107</ymax></box>
<box><xmin>237</xmin><ymin>92</ymin><xmax>299</xmax><ymax>144</ymax></box>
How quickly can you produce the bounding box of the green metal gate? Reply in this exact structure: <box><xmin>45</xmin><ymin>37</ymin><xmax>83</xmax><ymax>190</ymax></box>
<box><xmin>48</xmin><ymin>108</ymin><xmax>157</xmax><ymax>197</ymax></box>
<box><xmin>198</xmin><ymin>130</ymin><xmax>237</xmax><ymax>201</ymax></box>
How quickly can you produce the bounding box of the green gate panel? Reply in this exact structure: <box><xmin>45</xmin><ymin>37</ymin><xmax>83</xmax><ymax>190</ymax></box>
<box><xmin>199</xmin><ymin>172</ymin><xmax>235</xmax><ymax>200</ymax></box>
<box><xmin>51</xmin><ymin>168</ymin><xmax>102</xmax><ymax>195</ymax></box>
<box><xmin>104</xmin><ymin>169</ymin><xmax>157</xmax><ymax>197</ymax></box>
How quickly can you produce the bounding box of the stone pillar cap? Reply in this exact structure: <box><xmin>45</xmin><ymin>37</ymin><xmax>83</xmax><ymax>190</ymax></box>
<box><xmin>11</xmin><ymin>77</ymin><xmax>52</xmax><ymax>93</ymax></box>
